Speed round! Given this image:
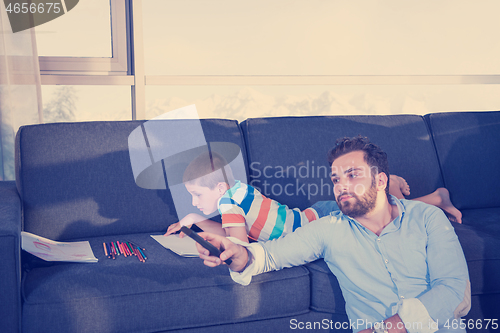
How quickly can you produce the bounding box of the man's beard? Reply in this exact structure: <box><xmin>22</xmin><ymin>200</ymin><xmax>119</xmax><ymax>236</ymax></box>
<box><xmin>336</xmin><ymin>179</ymin><xmax>377</xmax><ymax>218</ymax></box>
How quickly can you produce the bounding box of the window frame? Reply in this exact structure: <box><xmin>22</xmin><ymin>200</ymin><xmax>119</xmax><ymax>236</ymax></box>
<box><xmin>38</xmin><ymin>0</ymin><xmax>129</xmax><ymax>75</ymax></box>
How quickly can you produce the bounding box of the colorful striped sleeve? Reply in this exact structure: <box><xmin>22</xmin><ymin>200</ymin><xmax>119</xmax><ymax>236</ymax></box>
<box><xmin>221</xmin><ymin>213</ymin><xmax>246</xmax><ymax>228</ymax></box>
<box><xmin>303</xmin><ymin>207</ymin><xmax>319</xmax><ymax>222</ymax></box>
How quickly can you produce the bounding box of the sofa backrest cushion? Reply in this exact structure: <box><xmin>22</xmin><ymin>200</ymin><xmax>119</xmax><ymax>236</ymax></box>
<box><xmin>16</xmin><ymin>120</ymin><xmax>247</xmax><ymax>241</ymax></box>
<box><xmin>426</xmin><ymin>111</ymin><xmax>500</xmax><ymax>210</ymax></box>
<box><xmin>241</xmin><ymin>115</ymin><xmax>444</xmax><ymax>211</ymax></box>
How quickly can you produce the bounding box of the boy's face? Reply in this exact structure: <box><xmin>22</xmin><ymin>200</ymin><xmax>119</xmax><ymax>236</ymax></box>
<box><xmin>185</xmin><ymin>182</ymin><xmax>225</xmax><ymax>215</ymax></box>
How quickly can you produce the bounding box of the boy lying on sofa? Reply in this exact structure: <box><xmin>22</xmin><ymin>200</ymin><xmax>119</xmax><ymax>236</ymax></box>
<box><xmin>165</xmin><ymin>142</ymin><xmax>462</xmax><ymax>243</ymax></box>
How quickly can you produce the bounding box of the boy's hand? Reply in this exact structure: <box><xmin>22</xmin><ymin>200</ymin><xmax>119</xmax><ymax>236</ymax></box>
<box><xmin>165</xmin><ymin>213</ymin><xmax>205</xmax><ymax>237</ymax></box>
<box><xmin>196</xmin><ymin>232</ymin><xmax>249</xmax><ymax>272</ymax></box>
<box><xmin>165</xmin><ymin>213</ymin><xmax>201</xmax><ymax>237</ymax></box>
<box><xmin>164</xmin><ymin>222</ymin><xmax>191</xmax><ymax>237</ymax></box>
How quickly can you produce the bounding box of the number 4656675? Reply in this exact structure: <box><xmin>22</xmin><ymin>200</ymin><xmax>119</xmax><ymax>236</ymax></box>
<box><xmin>5</xmin><ymin>2</ymin><xmax>62</xmax><ymax>14</ymax></box>
<box><xmin>445</xmin><ymin>319</ymin><xmax>498</xmax><ymax>330</ymax></box>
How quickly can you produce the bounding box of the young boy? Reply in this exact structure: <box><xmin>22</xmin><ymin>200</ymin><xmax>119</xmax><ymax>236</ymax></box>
<box><xmin>165</xmin><ymin>151</ymin><xmax>461</xmax><ymax>243</ymax></box>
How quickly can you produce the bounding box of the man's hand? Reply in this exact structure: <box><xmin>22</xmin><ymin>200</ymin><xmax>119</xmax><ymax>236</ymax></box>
<box><xmin>357</xmin><ymin>315</ymin><xmax>407</xmax><ymax>333</ymax></box>
<box><xmin>196</xmin><ymin>232</ymin><xmax>249</xmax><ymax>272</ymax></box>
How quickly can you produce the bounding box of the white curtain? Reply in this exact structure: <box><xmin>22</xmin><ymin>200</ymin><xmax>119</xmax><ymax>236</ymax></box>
<box><xmin>0</xmin><ymin>5</ymin><xmax>42</xmax><ymax>181</ymax></box>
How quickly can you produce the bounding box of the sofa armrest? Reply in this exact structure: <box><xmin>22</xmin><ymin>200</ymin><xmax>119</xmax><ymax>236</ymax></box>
<box><xmin>0</xmin><ymin>181</ymin><xmax>22</xmax><ymax>332</ymax></box>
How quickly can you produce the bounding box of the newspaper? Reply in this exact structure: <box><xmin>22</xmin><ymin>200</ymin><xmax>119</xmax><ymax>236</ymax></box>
<box><xmin>21</xmin><ymin>231</ymin><xmax>98</xmax><ymax>263</ymax></box>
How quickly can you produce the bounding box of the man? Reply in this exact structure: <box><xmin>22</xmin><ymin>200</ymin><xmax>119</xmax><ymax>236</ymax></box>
<box><xmin>197</xmin><ymin>137</ymin><xmax>470</xmax><ymax>333</ymax></box>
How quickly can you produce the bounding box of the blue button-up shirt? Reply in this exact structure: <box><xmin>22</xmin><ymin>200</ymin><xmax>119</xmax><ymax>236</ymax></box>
<box><xmin>230</xmin><ymin>196</ymin><xmax>470</xmax><ymax>333</ymax></box>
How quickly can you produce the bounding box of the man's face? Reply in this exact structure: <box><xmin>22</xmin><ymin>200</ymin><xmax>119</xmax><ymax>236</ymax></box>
<box><xmin>330</xmin><ymin>151</ymin><xmax>377</xmax><ymax>218</ymax></box>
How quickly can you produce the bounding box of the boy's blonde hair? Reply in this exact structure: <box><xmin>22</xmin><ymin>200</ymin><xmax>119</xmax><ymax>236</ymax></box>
<box><xmin>183</xmin><ymin>151</ymin><xmax>235</xmax><ymax>189</ymax></box>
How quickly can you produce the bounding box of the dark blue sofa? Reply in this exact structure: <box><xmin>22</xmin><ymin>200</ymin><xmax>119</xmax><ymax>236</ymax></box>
<box><xmin>1</xmin><ymin>111</ymin><xmax>499</xmax><ymax>332</ymax></box>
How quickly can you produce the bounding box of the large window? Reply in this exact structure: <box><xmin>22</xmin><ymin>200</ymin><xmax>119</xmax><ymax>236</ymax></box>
<box><xmin>38</xmin><ymin>0</ymin><xmax>500</xmax><ymax>124</ymax></box>
<box><xmin>143</xmin><ymin>0</ymin><xmax>500</xmax><ymax>76</ymax></box>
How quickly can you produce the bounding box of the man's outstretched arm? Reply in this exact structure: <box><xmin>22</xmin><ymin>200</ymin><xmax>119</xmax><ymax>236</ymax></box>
<box><xmin>197</xmin><ymin>219</ymin><xmax>328</xmax><ymax>285</ymax></box>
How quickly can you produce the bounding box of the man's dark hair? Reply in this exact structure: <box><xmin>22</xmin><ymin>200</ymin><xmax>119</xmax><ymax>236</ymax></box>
<box><xmin>327</xmin><ymin>136</ymin><xmax>390</xmax><ymax>198</ymax></box>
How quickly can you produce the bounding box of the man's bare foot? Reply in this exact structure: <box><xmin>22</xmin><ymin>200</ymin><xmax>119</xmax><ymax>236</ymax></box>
<box><xmin>434</xmin><ymin>188</ymin><xmax>462</xmax><ymax>224</ymax></box>
<box><xmin>389</xmin><ymin>175</ymin><xmax>411</xmax><ymax>199</ymax></box>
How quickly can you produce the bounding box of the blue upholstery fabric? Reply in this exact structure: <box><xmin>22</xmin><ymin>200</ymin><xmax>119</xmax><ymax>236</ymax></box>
<box><xmin>22</xmin><ymin>233</ymin><xmax>310</xmax><ymax>332</ymax></box>
<box><xmin>15</xmin><ymin>120</ymin><xmax>247</xmax><ymax>241</ymax></box>
<box><xmin>0</xmin><ymin>181</ymin><xmax>22</xmax><ymax>333</ymax></box>
<box><xmin>425</xmin><ymin>111</ymin><xmax>500</xmax><ymax>210</ymax></box>
<box><xmin>305</xmin><ymin>260</ymin><xmax>346</xmax><ymax>315</ymax></box>
<box><xmin>452</xmin><ymin>223</ymin><xmax>500</xmax><ymax>294</ymax></box>
<box><xmin>461</xmin><ymin>207</ymin><xmax>500</xmax><ymax>237</ymax></box>
<box><xmin>241</xmin><ymin>115</ymin><xmax>444</xmax><ymax>211</ymax></box>
<box><xmin>162</xmin><ymin>311</ymin><xmax>352</xmax><ymax>332</ymax></box>
<box><xmin>452</xmin><ymin>223</ymin><xmax>500</xmax><ymax>323</ymax></box>
<box><xmin>425</xmin><ymin>111</ymin><xmax>500</xmax><ymax>326</ymax></box>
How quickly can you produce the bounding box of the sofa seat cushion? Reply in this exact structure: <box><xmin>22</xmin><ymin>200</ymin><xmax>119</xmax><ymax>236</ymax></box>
<box><xmin>460</xmin><ymin>207</ymin><xmax>500</xmax><ymax>237</ymax></box>
<box><xmin>304</xmin><ymin>259</ymin><xmax>347</xmax><ymax>315</ymax></box>
<box><xmin>164</xmin><ymin>311</ymin><xmax>352</xmax><ymax>333</ymax></box>
<box><xmin>22</xmin><ymin>233</ymin><xmax>311</xmax><ymax>333</ymax></box>
<box><xmin>452</xmin><ymin>223</ymin><xmax>500</xmax><ymax>296</ymax></box>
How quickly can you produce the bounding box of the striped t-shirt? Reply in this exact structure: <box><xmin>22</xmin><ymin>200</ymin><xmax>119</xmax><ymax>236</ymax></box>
<box><xmin>217</xmin><ymin>181</ymin><xmax>319</xmax><ymax>241</ymax></box>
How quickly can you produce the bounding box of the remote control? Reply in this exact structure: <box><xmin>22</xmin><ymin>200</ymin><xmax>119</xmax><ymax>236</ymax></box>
<box><xmin>181</xmin><ymin>226</ymin><xmax>233</xmax><ymax>265</ymax></box>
